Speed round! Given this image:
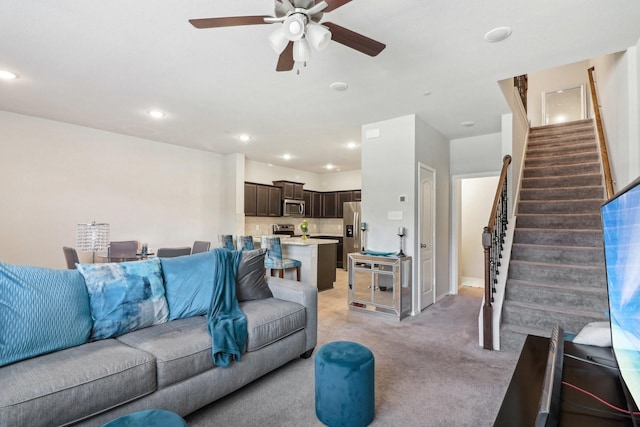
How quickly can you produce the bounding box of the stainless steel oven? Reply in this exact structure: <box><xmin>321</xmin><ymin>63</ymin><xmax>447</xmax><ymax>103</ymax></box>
<box><xmin>282</xmin><ymin>199</ymin><xmax>305</xmax><ymax>217</ymax></box>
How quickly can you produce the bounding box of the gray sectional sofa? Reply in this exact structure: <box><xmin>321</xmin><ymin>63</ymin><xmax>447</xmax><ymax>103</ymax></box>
<box><xmin>0</xmin><ymin>250</ymin><xmax>317</xmax><ymax>426</ymax></box>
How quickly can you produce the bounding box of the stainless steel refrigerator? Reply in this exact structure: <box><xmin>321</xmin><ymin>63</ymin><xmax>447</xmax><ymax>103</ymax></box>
<box><xmin>343</xmin><ymin>201</ymin><xmax>362</xmax><ymax>270</ymax></box>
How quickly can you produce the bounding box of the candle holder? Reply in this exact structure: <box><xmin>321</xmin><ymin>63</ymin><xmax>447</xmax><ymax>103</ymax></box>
<box><xmin>397</xmin><ymin>226</ymin><xmax>406</xmax><ymax>257</ymax></box>
<box><xmin>360</xmin><ymin>222</ymin><xmax>367</xmax><ymax>253</ymax></box>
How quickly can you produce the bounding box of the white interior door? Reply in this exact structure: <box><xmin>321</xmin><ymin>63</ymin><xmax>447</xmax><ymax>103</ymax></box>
<box><xmin>419</xmin><ymin>164</ymin><xmax>435</xmax><ymax>310</ymax></box>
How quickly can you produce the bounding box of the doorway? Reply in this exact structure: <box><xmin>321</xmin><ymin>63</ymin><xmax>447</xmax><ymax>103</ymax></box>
<box><xmin>418</xmin><ymin>163</ymin><xmax>435</xmax><ymax>311</ymax></box>
<box><xmin>543</xmin><ymin>85</ymin><xmax>586</xmax><ymax>125</ymax></box>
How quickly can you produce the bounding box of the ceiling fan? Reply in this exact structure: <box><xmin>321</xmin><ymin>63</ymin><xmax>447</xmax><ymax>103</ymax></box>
<box><xmin>189</xmin><ymin>0</ymin><xmax>386</xmax><ymax>72</ymax></box>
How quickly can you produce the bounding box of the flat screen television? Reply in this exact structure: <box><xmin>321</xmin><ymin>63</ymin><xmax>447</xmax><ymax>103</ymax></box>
<box><xmin>602</xmin><ymin>176</ymin><xmax>640</xmax><ymax>419</ymax></box>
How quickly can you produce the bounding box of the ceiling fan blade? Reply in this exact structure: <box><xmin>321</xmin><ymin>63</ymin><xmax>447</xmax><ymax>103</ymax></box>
<box><xmin>323</xmin><ymin>0</ymin><xmax>352</xmax><ymax>12</ymax></box>
<box><xmin>189</xmin><ymin>16</ymin><xmax>272</xmax><ymax>29</ymax></box>
<box><xmin>276</xmin><ymin>42</ymin><xmax>295</xmax><ymax>72</ymax></box>
<box><xmin>323</xmin><ymin>22</ymin><xmax>386</xmax><ymax>56</ymax></box>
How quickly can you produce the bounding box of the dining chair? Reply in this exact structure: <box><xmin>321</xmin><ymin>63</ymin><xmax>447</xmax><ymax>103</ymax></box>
<box><xmin>63</xmin><ymin>246</ymin><xmax>79</xmax><ymax>269</ymax></box>
<box><xmin>260</xmin><ymin>236</ymin><xmax>301</xmax><ymax>281</ymax></box>
<box><xmin>156</xmin><ymin>247</ymin><xmax>192</xmax><ymax>258</ymax></box>
<box><xmin>219</xmin><ymin>235</ymin><xmax>235</xmax><ymax>250</ymax></box>
<box><xmin>192</xmin><ymin>240</ymin><xmax>211</xmax><ymax>254</ymax></box>
<box><xmin>108</xmin><ymin>240</ymin><xmax>139</xmax><ymax>262</ymax></box>
<box><xmin>237</xmin><ymin>235</ymin><xmax>255</xmax><ymax>251</ymax></box>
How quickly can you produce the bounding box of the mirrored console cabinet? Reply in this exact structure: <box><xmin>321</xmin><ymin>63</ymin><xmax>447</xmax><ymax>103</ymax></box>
<box><xmin>348</xmin><ymin>253</ymin><xmax>412</xmax><ymax>321</ymax></box>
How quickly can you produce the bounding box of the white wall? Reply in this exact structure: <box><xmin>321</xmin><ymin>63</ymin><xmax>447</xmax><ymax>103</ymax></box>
<box><xmin>245</xmin><ymin>159</ymin><xmax>361</xmax><ymax>191</ymax></box>
<box><xmin>590</xmin><ymin>45</ymin><xmax>640</xmax><ymax>189</ymax></box>
<box><xmin>527</xmin><ymin>60</ymin><xmax>591</xmax><ymax>127</ymax></box>
<box><xmin>450</xmin><ymin>133</ymin><xmax>502</xmax><ymax>175</ymax></box>
<box><xmin>0</xmin><ymin>111</ymin><xmax>233</xmax><ymax>268</ymax></box>
<box><xmin>361</xmin><ymin>114</ymin><xmax>450</xmax><ymax>313</ymax></box>
<box><xmin>461</xmin><ymin>176</ymin><xmax>499</xmax><ymax>278</ymax></box>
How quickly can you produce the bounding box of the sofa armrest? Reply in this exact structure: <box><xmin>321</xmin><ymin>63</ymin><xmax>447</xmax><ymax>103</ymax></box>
<box><xmin>267</xmin><ymin>277</ymin><xmax>317</xmax><ymax>354</ymax></box>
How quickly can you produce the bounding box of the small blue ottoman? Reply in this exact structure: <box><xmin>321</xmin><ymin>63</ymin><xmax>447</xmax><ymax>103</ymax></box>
<box><xmin>102</xmin><ymin>409</ymin><xmax>187</xmax><ymax>427</ymax></box>
<box><xmin>315</xmin><ymin>341</ymin><xmax>375</xmax><ymax>427</ymax></box>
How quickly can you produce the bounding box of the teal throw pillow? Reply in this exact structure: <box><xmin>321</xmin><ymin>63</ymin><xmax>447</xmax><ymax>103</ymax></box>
<box><xmin>161</xmin><ymin>250</ymin><xmax>219</xmax><ymax>320</ymax></box>
<box><xmin>77</xmin><ymin>258</ymin><xmax>168</xmax><ymax>340</ymax></box>
<box><xmin>0</xmin><ymin>262</ymin><xmax>92</xmax><ymax>367</ymax></box>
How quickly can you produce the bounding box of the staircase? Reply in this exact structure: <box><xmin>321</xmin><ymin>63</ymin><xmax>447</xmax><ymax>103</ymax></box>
<box><xmin>500</xmin><ymin>119</ymin><xmax>609</xmax><ymax>353</ymax></box>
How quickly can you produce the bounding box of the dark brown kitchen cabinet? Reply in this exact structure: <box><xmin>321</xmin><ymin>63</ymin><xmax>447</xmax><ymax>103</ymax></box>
<box><xmin>353</xmin><ymin>190</ymin><xmax>362</xmax><ymax>201</ymax></box>
<box><xmin>244</xmin><ymin>183</ymin><xmax>257</xmax><ymax>216</ymax></box>
<box><xmin>337</xmin><ymin>191</ymin><xmax>353</xmax><ymax>218</ymax></box>
<box><xmin>322</xmin><ymin>192</ymin><xmax>338</xmax><ymax>218</ymax></box>
<box><xmin>246</xmin><ymin>182</ymin><xmax>281</xmax><ymax>217</ymax></box>
<box><xmin>272</xmin><ymin>180</ymin><xmax>304</xmax><ymax>200</ymax></box>
<box><xmin>312</xmin><ymin>192</ymin><xmax>323</xmax><ymax>217</ymax></box>
<box><xmin>303</xmin><ymin>190</ymin><xmax>313</xmax><ymax>218</ymax></box>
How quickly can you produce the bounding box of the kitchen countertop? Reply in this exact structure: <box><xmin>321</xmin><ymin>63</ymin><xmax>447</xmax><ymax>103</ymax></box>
<box><xmin>280</xmin><ymin>237</ymin><xmax>339</xmax><ymax>245</ymax></box>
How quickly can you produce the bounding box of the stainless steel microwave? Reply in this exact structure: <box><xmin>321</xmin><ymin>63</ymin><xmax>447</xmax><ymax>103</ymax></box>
<box><xmin>282</xmin><ymin>199</ymin><xmax>305</xmax><ymax>217</ymax></box>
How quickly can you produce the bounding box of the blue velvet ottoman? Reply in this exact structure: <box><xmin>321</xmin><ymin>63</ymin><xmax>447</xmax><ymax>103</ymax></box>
<box><xmin>315</xmin><ymin>341</ymin><xmax>375</xmax><ymax>427</ymax></box>
<box><xmin>102</xmin><ymin>409</ymin><xmax>187</xmax><ymax>427</ymax></box>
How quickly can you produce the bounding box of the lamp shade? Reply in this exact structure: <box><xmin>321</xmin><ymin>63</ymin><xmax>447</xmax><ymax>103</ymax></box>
<box><xmin>306</xmin><ymin>23</ymin><xmax>331</xmax><ymax>51</ymax></box>
<box><xmin>77</xmin><ymin>222</ymin><xmax>110</xmax><ymax>253</ymax></box>
<box><xmin>283</xmin><ymin>13</ymin><xmax>306</xmax><ymax>41</ymax></box>
<box><xmin>268</xmin><ymin>28</ymin><xmax>289</xmax><ymax>54</ymax></box>
<box><xmin>293</xmin><ymin>38</ymin><xmax>311</xmax><ymax>62</ymax></box>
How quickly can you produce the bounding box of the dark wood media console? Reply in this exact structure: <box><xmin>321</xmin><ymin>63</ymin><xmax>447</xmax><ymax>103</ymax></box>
<box><xmin>494</xmin><ymin>335</ymin><xmax>635</xmax><ymax>427</ymax></box>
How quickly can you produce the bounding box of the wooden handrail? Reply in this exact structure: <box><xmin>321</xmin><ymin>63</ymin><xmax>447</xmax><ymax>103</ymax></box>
<box><xmin>588</xmin><ymin>66</ymin><xmax>615</xmax><ymax>199</ymax></box>
<box><xmin>482</xmin><ymin>154</ymin><xmax>512</xmax><ymax>350</ymax></box>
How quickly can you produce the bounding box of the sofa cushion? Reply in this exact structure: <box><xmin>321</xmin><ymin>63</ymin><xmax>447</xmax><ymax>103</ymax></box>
<box><xmin>161</xmin><ymin>251</ymin><xmax>218</xmax><ymax>320</ymax></box>
<box><xmin>236</xmin><ymin>248</ymin><xmax>273</xmax><ymax>302</ymax></box>
<box><xmin>116</xmin><ymin>316</ymin><xmax>214</xmax><ymax>388</ymax></box>
<box><xmin>77</xmin><ymin>258</ymin><xmax>169</xmax><ymax>340</ymax></box>
<box><xmin>0</xmin><ymin>339</ymin><xmax>156</xmax><ymax>427</ymax></box>
<box><xmin>241</xmin><ymin>298</ymin><xmax>306</xmax><ymax>352</ymax></box>
<box><xmin>0</xmin><ymin>262</ymin><xmax>92</xmax><ymax>367</ymax></box>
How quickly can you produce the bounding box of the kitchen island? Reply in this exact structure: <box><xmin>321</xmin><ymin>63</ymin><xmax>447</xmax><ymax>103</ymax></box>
<box><xmin>256</xmin><ymin>237</ymin><xmax>338</xmax><ymax>291</ymax></box>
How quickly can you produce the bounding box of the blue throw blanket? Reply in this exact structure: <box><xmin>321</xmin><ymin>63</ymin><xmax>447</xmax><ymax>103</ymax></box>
<box><xmin>207</xmin><ymin>248</ymin><xmax>246</xmax><ymax>367</ymax></box>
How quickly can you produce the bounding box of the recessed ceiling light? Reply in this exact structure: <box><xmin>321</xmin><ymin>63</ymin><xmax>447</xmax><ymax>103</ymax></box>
<box><xmin>484</xmin><ymin>26</ymin><xmax>512</xmax><ymax>43</ymax></box>
<box><xmin>326</xmin><ymin>164</ymin><xmax>335</xmax><ymax>170</ymax></box>
<box><xmin>282</xmin><ymin>153</ymin><xmax>292</xmax><ymax>160</ymax></box>
<box><xmin>0</xmin><ymin>70</ymin><xmax>19</xmax><ymax>80</ymax></box>
<box><xmin>238</xmin><ymin>134</ymin><xmax>251</xmax><ymax>142</ymax></box>
<box><xmin>330</xmin><ymin>82</ymin><xmax>349</xmax><ymax>92</ymax></box>
<box><xmin>346</xmin><ymin>142</ymin><xmax>358</xmax><ymax>149</ymax></box>
<box><xmin>460</xmin><ymin>121</ymin><xmax>475</xmax><ymax>127</ymax></box>
<box><xmin>148</xmin><ymin>110</ymin><xmax>165</xmax><ymax>119</ymax></box>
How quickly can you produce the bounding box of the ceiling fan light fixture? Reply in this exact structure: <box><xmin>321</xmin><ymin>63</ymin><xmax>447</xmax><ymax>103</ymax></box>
<box><xmin>293</xmin><ymin>38</ymin><xmax>311</xmax><ymax>62</ymax></box>
<box><xmin>306</xmin><ymin>22</ymin><xmax>331</xmax><ymax>51</ymax></box>
<box><xmin>283</xmin><ymin>14</ymin><xmax>306</xmax><ymax>41</ymax></box>
<box><xmin>268</xmin><ymin>28</ymin><xmax>289</xmax><ymax>54</ymax></box>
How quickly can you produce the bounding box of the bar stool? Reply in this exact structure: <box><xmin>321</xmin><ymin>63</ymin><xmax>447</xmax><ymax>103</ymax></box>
<box><xmin>260</xmin><ymin>236</ymin><xmax>301</xmax><ymax>281</ymax></box>
<box><xmin>219</xmin><ymin>235</ymin><xmax>235</xmax><ymax>250</ymax></box>
<box><xmin>237</xmin><ymin>235</ymin><xmax>255</xmax><ymax>250</ymax></box>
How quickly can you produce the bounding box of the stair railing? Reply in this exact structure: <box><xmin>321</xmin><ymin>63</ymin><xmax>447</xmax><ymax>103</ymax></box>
<box><xmin>482</xmin><ymin>154</ymin><xmax>512</xmax><ymax>350</ymax></box>
<box><xmin>587</xmin><ymin>66</ymin><xmax>615</xmax><ymax>199</ymax></box>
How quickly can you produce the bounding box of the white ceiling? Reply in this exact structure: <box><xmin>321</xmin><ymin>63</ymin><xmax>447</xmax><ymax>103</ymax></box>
<box><xmin>1</xmin><ymin>0</ymin><xmax>640</xmax><ymax>173</ymax></box>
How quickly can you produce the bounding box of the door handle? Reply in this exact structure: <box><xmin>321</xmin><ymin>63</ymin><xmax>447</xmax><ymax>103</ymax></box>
<box><xmin>420</xmin><ymin>243</ymin><xmax>427</xmax><ymax>248</ymax></box>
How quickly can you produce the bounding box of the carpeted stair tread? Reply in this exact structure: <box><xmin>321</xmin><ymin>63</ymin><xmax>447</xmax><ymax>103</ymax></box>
<box><xmin>523</xmin><ymin>162</ymin><xmax>601</xmax><ymax>178</ymax></box>
<box><xmin>508</xmin><ymin>260</ymin><xmax>606</xmax><ymax>288</ymax></box>
<box><xmin>519</xmin><ymin>186</ymin><xmax>604</xmax><ymax>200</ymax></box>
<box><xmin>502</xmin><ymin>299</ymin><xmax>607</xmax><ymax>334</ymax></box>
<box><xmin>515</xmin><ymin>213</ymin><xmax>602</xmax><ymax>229</ymax></box>
<box><xmin>517</xmin><ymin>199</ymin><xmax>603</xmax><ymax>214</ymax></box>
<box><xmin>521</xmin><ymin>174</ymin><xmax>602</xmax><ymax>188</ymax></box>
<box><xmin>506</xmin><ymin>280</ymin><xmax>608</xmax><ymax>311</ymax></box>
<box><xmin>510</xmin><ymin>243</ymin><xmax>605</xmax><ymax>265</ymax></box>
<box><xmin>527</xmin><ymin>132</ymin><xmax>596</xmax><ymax>147</ymax></box>
<box><xmin>525</xmin><ymin>151</ymin><xmax>599</xmax><ymax>168</ymax></box>
<box><xmin>526</xmin><ymin>142</ymin><xmax>597</xmax><ymax>158</ymax></box>
<box><xmin>514</xmin><ymin>228</ymin><xmax>603</xmax><ymax>247</ymax></box>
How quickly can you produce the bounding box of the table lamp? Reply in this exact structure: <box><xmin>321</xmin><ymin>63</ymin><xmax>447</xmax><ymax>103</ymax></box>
<box><xmin>77</xmin><ymin>221</ymin><xmax>110</xmax><ymax>263</ymax></box>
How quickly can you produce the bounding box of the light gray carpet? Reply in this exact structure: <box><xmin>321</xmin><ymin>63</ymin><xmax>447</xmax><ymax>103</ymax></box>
<box><xmin>185</xmin><ymin>271</ymin><xmax>519</xmax><ymax>426</ymax></box>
